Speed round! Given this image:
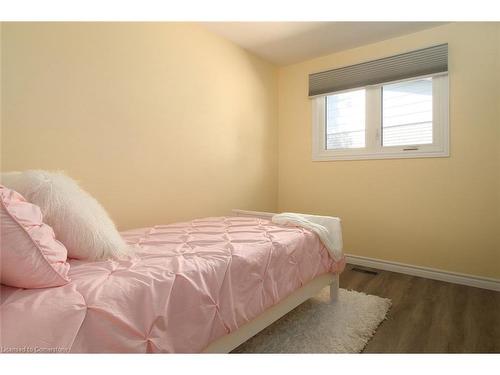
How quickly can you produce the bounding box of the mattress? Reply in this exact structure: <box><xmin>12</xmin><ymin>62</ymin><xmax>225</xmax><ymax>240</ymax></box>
<box><xmin>0</xmin><ymin>216</ymin><xmax>345</xmax><ymax>353</ymax></box>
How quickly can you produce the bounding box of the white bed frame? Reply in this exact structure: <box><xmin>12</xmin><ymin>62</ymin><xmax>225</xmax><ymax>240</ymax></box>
<box><xmin>202</xmin><ymin>209</ymin><xmax>340</xmax><ymax>353</ymax></box>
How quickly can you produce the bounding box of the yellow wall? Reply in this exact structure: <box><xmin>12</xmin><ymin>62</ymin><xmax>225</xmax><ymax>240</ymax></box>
<box><xmin>278</xmin><ymin>22</ymin><xmax>500</xmax><ymax>278</ymax></box>
<box><xmin>1</xmin><ymin>22</ymin><xmax>278</xmax><ymax>229</ymax></box>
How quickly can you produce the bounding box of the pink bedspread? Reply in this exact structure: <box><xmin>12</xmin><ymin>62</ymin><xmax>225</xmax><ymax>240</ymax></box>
<box><xmin>0</xmin><ymin>216</ymin><xmax>344</xmax><ymax>353</ymax></box>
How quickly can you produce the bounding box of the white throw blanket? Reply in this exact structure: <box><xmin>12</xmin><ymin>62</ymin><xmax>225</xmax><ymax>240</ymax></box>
<box><xmin>272</xmin><ymin>212</ymin><xmax>343</xmax><ymax>261</ymax></box>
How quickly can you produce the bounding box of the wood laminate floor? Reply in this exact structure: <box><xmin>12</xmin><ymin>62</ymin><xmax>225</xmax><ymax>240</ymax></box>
<box><xmin>339</xmin><ymin>265</ymin><xmax>500</xmax><ymax>353</ymax></box>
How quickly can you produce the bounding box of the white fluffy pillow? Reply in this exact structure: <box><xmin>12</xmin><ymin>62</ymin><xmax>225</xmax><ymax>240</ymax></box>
<box><xmin>1</xmin><ymin>170</ymin><xmax>132</xmax><ymax>261</ymax></box>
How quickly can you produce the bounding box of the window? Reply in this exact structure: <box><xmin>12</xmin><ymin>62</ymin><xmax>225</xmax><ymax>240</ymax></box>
<box><xmin>326</xmin><ymin>89</ymin><xmax>366</xmax><ymax>149</ymax></box>
<box><xmin>312</xmin><ymin>74</ymin><xmax>449</xmax><ymax>161</ymax></box>
<box><xmin>382</xmin><ymin>78</ymin><xmax>433</xmax><ymax>147</ymax></box>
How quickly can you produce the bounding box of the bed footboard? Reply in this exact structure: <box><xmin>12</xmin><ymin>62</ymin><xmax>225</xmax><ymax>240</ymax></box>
<box><xmin>232</xmin><ymin>209</ymin><xmax>275</xmax><ymax>219</ymax></box>
<box><xmin>233</xmin><ymin>208</ymin><xmax>342</xmax><ymax>306</ymax></box>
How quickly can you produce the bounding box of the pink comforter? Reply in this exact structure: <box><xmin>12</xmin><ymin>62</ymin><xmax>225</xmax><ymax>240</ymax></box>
<box><xmin>0</xmin><ymin>216</ymin><xmax>344</xmax><ymax>353</ymax></box>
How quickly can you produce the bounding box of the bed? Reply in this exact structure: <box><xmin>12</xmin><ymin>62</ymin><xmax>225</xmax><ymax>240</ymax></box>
<box><xmin>0</xmin><ymin>210</ymin><xmax>345</xmax><ymax>353</ymax></box>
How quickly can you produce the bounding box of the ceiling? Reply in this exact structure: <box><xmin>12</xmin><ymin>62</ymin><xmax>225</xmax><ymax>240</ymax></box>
<box><xmin>201</xmin><ymin>22</ymin><xmax>448</xmax><ymax>66</ymax></box>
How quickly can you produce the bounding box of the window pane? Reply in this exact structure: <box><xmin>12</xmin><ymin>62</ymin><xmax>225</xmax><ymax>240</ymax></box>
<box><xmin>382</xmin><ymin>77</ymin><xmax>433</xmax><ymax>147</ymax></box>
<box><xmin>326</xmin><ymin>89</ymin><xmax>365</xmax><ymax>149</ymax></box>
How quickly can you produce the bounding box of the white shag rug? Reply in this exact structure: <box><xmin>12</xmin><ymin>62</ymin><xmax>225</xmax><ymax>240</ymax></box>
<box><xmin>233</xmin><ymin>288</ymin><xmax>391</xmax><ymax>353</ymax></box>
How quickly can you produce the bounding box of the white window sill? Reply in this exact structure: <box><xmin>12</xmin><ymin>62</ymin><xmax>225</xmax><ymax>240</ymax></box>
<box><xmin>312</xmin><ymin>149</ymin><xmax>450</xmax><ymax>161</ymax></box>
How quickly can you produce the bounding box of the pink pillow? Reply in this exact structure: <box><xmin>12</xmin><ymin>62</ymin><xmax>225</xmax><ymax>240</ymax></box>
<box><xmin>0</xmin><ymin>185</ymin><xmax>70</xmax><ymax>288</ymax></box>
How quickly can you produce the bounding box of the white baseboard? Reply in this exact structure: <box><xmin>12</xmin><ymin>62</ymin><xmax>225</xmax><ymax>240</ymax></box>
<box><xmin>346</xmin><ymin>254</ymin><xmax>500</xmax><ymax>292</ymax></box>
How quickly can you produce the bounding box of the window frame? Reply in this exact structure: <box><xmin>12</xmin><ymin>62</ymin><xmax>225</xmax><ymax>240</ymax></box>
<box><xmin>312</xmin><ymin>73</ymin><xmax>449</xmax><ymax>161</ymax></box>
